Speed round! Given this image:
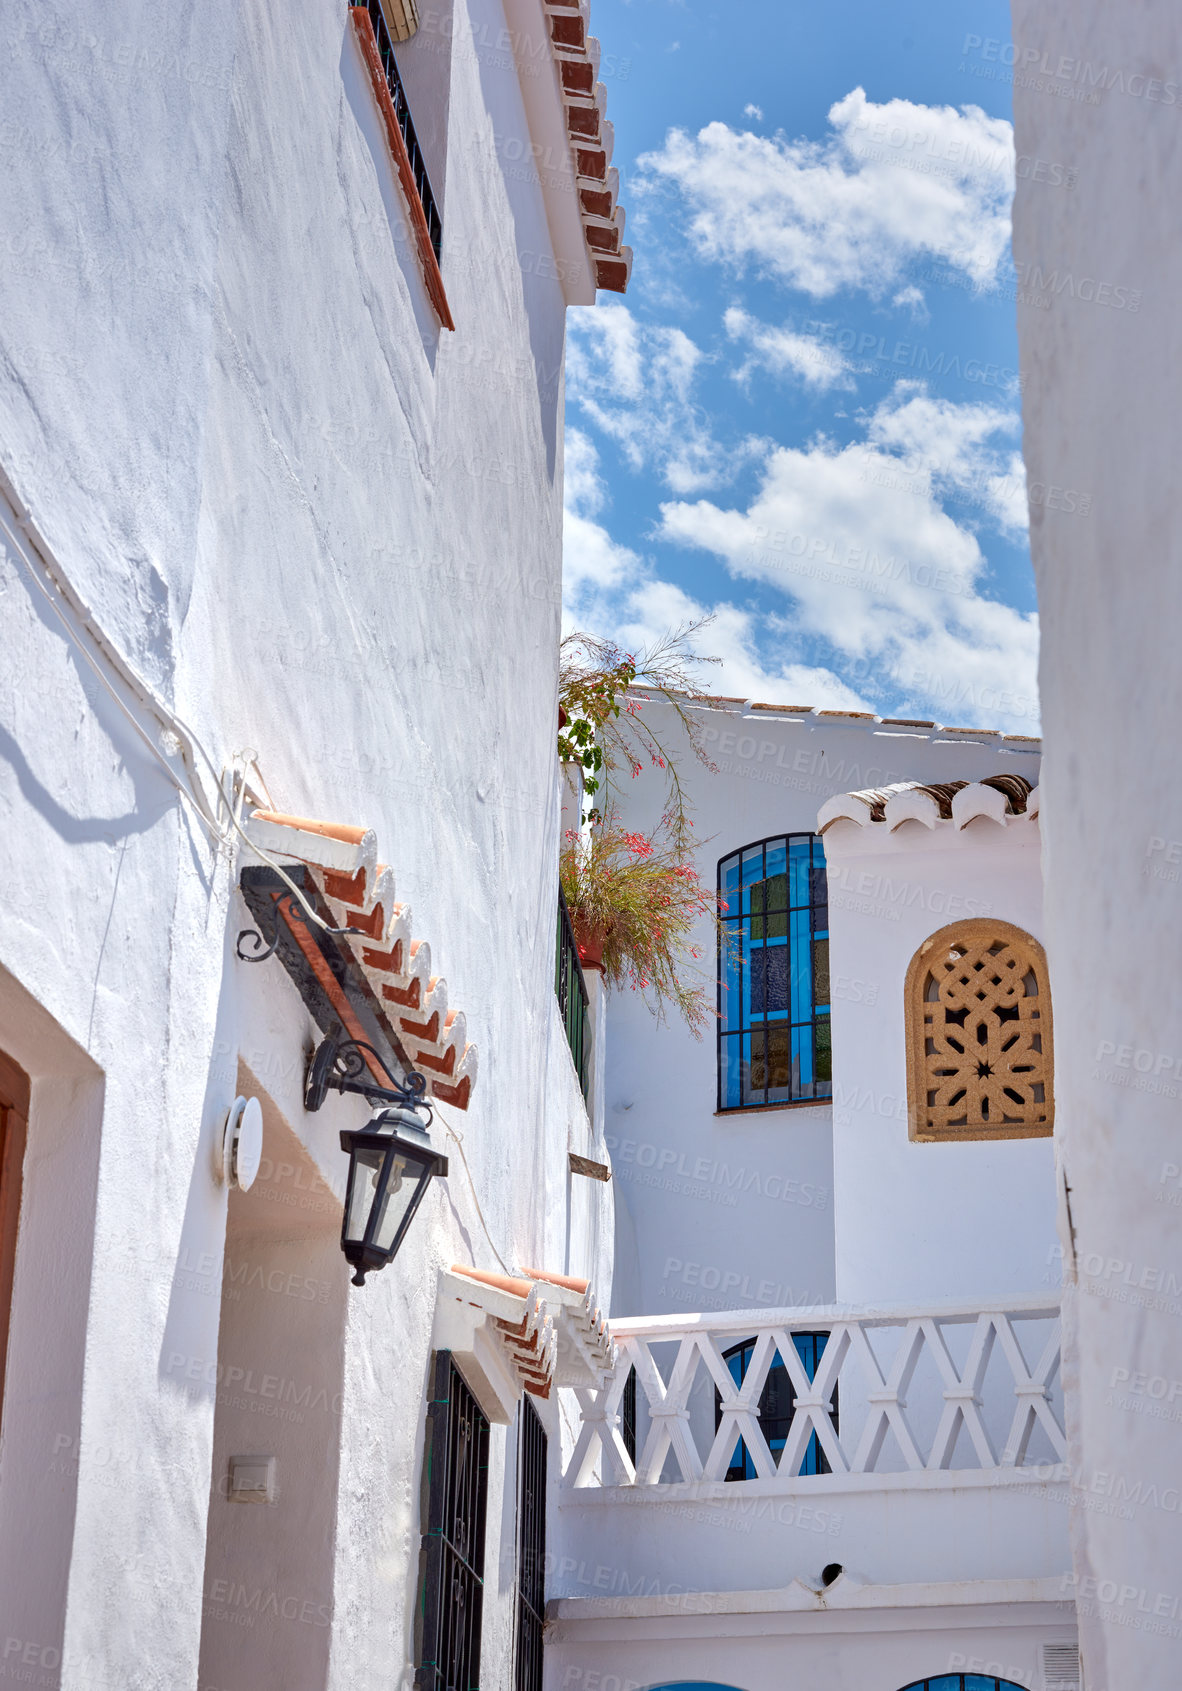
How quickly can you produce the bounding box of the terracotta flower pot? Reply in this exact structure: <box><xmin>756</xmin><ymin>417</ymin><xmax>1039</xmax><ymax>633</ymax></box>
<box><xmin>573</xmin><ymin>920</ymin><xmax>607</xmax><ymax>974</ymax></box>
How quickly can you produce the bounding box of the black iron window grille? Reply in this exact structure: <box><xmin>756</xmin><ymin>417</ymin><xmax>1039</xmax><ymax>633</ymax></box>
<box><xmin>352</xmin><ymin>0</ymin><xmax>443</xmax><ymax>263</ymax></box>
<box><xmin>514</xmin><ymin>1398</ymin><xmax>547</xmax><ymax>1691</ymax></box>
<box><xmin>555</xmin><ymin>889</ymin><xmax>590</xmax><ymax>1097</ymax></box>
<box><xmin>417</xmin><ymin>1353</ymin><xmax>489</xmax><ymax>1691</ymax></box>
<box><xmin>718</xmin><ymin>833</ymin><xmax>831</xmax><ymax>1109</ymax></box>
<box><xmin>714</xmin><ymin>1333</ymin><xmax>836</xmax><ymax>1480</ymax></box>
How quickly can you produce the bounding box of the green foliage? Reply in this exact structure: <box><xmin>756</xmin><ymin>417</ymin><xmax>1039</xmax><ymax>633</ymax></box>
<box><xmin>560</xmin><ymin>817</ymin><xmax>720</xmax><ymax>1037</ymax></box>
<box><xmin>557</xmin><ymin>623</ymin><xmax>719</xmax><ymax>847</ymax></box>
<box><xmin>555</xmin><ymin>653</ymin><xmax>635</xmax><ymax>797</ymax></box>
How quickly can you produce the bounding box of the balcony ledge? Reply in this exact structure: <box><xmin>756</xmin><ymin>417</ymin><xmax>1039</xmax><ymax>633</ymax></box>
<box><xmin>559</xmin><ymin>1464</ymin><xmax>1070</xmax><ymax>1504</ymax></box>
<box><xmin>546</xmin><ymin>1572</ymin><xmax>1073</xmax><ymax>1625</ymax></box>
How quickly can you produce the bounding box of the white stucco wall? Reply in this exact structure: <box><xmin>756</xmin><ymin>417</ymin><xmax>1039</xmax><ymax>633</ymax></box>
<box><xmin>823</xmin><ymin>812</ymin><xmax>1057</xmax><ymax>1308</ymax></box>
<box><xmin>1010</xmin><ymin>2</ymin><xmax>1182</xmax><ymax>1685</ymax></box>
<box><xmin>0</xmin><ymin>1</ymin><xmax>612</xmax><ymax>1685</ymax></box>
<box><xmin>547</xmin><ymin>1594</ymin><xmax>1076</xmax><ymax>1691</ymax></box>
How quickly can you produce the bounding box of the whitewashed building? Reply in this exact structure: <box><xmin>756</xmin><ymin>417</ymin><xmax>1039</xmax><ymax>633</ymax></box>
<box><xmin>0</xmin><ymin>1</ymin><xmax>627</xmax><ymax>1687</ymax></box>
<box><xmin>549</xmin><ymin>700</ymin><xmax>1081</xmax><ymax>1691</ymax></box>
<box><xmin>1011</xmin><ymin>2</ymin><xmax>1182</xmax><ymax>1687</ymax></box>
<box><xmin>2</xmin><ymin>0</ymin><xmax>1179</xmax><ymax>1686</ymax></box>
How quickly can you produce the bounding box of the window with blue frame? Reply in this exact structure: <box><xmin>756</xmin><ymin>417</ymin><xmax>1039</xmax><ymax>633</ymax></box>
<box><xmin>718</xmin><ymin>835</ymin><xmax>831</xmax><ymax>1109</ymax></box>
<box><xmin>714</xmin><ymin>1333</ymin><xmax>835</xmax><ymax>1479</ymax></box>
<box><xmin>897</xmin><ymin>1679</ymin><xmax>1030</xmax><ymax>1691</ymax></box>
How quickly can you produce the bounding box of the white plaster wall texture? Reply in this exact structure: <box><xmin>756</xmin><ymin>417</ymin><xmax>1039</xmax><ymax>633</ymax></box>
<box><xmin>601</xmin><ymin>699</ymin><xmax>1042</xmax><ymax>1323</ymax></box>
<box><xmin>0</xmin><ymin>1</ymin><xmax>611</xmax><ymax>1686</ymax></box>
<box><xmin>547</xmin><ymin>1604</ymin><xmax>1077</xmax><ymax>1691</ymax></box>
<box><xmin>823</xmin><ymin>816</ymin><xmax>1057</xmax><ymax>1308</ymax></box>
<box><xmin>553</xmin><ymin>1478</ymin><xmax>1071</xmax><ymax>1600</ymax></box>
<box><xmin>1010</xmin><ymin>2</ymin><xmax>1182</xmax><ymax>1686</ymax></box>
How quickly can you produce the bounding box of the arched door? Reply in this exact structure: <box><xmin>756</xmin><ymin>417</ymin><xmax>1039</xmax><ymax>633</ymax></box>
<box><xmin>898</xmin><ymin>1677</ymin><xmax>1030</xmax><ymax>1690</ymax></box>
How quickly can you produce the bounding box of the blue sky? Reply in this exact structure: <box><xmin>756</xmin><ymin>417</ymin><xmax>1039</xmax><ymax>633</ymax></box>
<box><xmin>562</xmin><ymin>0</ymin><xmax>1044</xmax><ymax>732</ymax></box>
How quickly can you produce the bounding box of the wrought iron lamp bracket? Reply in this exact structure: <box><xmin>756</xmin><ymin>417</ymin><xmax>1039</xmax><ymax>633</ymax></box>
<box><xmin>236</xmin><ymin>890</ymin><xmax>368</xmax><ymax>965</ymax></box>
<box><xmin>304</xmin><ymin>1035</ymin><xmax>432</xmax><ymax>1121</ymax></box>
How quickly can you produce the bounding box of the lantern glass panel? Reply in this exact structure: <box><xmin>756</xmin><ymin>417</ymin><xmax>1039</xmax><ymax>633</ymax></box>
<box><xmin>373</xmin><ymin>1148</ymin><xmax>429</xmax><ymax>1251</ymax></box>
<box><xmin>346</xmin><ymin>1144</ymin><xmax>385</xmax><ymax>1245</ymax></box>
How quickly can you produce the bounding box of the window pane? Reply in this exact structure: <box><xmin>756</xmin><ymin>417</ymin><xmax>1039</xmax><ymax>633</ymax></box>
<box><xmin>809</xmin><ymin>859</ymin><xmax>828</xmax><ymax>908</ymax></box>
<box><xmin>813</xmin><ymin>934</ymin><xmax>830</xmax><ymax>1007</ymax></box>
<box><xmin>763</xmin><ymin>870</ymin><xmax>788</xmax><ymax>910</ymax></box>
<box><xmin>721</xmin><ymin>1033</ymin><xmax>742</xmax><ymax>1108</ymax></box>
<box><xmin>741</xmin><ymin>845</ymin><xmax>766</xmax><ymax>890</ymax></box>
<box><xmin>765</xmin><ymin>1025</ymin><xmax>791</xmax><ymax>1096</ymax></box>
<box><xmin>740</xmin><ymin>1031</ymin><xmax>757</xmax><ymax>1104</ymax></box>
<box><xmin>752</xmin><ymin>945</ymin><xmax>788</xmax><ymax>1016</ymax></box>
<box><xmin>721</xmin><ymin>923</ymin><xmax>743</xmax><ymax>1031</ymax></box>
<box><xmin>721</xmin><ymin>853</ymin><xmax>741</xmax><ymax>906</ymax></box>
<box><xmin>791</xmin><ymin>1021</ymin><xmax>811</xmax><ymax>1091</ymax></box>
<box><xmin>790</xmin><ymin>914</ymin><xmax>813</xmax><ymax>1024</ymax></box>
<box><xmin>751</xmin><ymin>1027</ymin><xmax>791</xmax><ymax>1097</ymax></box>
<box><xmin>815</xmin><ymin>1016</ymin><xmax>832</xmax><ymax>1084</ymax></box>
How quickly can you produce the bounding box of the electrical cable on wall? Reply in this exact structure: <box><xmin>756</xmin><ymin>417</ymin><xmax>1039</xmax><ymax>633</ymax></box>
<box><xmin>0</xmin><ymin>482</ymin><xmax>348</xmax><ymax>939</ymax></box>
<box><xmin>3</xmin><ymin>471</ymin><xmax>528</xmax><ymax>1280</ymax></box>
<box><xmin>432</xmin><ymin>1098</ymin><xmax>512</xmax><ymax>1276</ymax></box>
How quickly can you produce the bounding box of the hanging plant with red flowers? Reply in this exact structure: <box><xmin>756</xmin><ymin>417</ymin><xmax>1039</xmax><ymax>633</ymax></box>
<box><xmin>557</xmin><ymin>621</ymin><xmax>719</xmax><ymax>853</ymax></box>
<box><xmin>559</xmin><ymin>812</ymin><xmax>727</xmax><ymax>1037</ymax></box>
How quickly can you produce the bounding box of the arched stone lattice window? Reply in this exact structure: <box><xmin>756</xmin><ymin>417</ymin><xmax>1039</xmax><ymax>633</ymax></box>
<box><xmin>905</xmin><ymin>918</ymin><xmax>1053</xmax><ymax>1141</ymax></box>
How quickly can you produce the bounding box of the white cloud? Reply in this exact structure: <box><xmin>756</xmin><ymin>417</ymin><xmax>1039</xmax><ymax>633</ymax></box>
<box><xmin>724</xmin><ymin>305</ymin><xmax>854</xmax><ymax>392</ymax></box>
<box><xmin>864</xmin><ymin>382</ymin><xmax>1026</xmax><ymax>535</ymax></box>
<box><xmin>567</xmin><ymin>303</ymin><xmax>763</xmax><ymax>493</ymax></box>
<box><xmin>614</xmin><ymin>579</ymin><xmax>873</xmax><ymax>710</ymax></box>
<box><xmin>655</xmin><ymin>385</ymin><xmax>1039</xmax><ymax>730</ymax></box>
<box><xmin>562</xmin><ymin>428</ymin><xmax>644</xmax><ymax>607</ymax></box>
<box><xmin>638</xmin><ymin>87</ymin><xmax>1015</xmax><ymax>298</ymax></box>
<box><xmin>743</xmin><ymin>103</ymin><xmax>764</xmax><ymax>121</ymax></box>
<box><xmin>562</xmin><ymin>433</ymin><xmax>873</xmax><ymax>711</ymax></box>
<box><xmin>892</xmin><ymin>284</ymin><xmax>929</xmax><ymax>322</ymax></box>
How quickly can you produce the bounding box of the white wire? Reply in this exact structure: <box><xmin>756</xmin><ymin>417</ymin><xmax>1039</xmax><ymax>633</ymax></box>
<box><xmin>3</xmin><ymin>481</ymin><xmax>522</xmax><ymax>1271</ymax></box>
<box><xmin>432</xmin><ymin>1099</ymin><xmax>513</xmax><ymax>1275</ymax></box>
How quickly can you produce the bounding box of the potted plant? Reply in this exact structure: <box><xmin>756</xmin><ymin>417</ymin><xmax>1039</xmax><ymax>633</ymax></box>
<box><xmin>559</xmin><ymin>814</ymin><xmax>723</xmax><ymax>1036</ymax></box>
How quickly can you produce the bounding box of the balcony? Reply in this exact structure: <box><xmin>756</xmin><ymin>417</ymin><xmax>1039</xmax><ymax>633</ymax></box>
<box><xmin>566</xmin><ymin>1296</ymin><xmax>1065</xmax><ymax>1491</ymax></box>
<box><xmin>553</xmin><ymin>1297</ymin><xmax>1070</xmax><ymax>1601</ymax></box>
<box><xmin>555</xmin><ymin>889</ymin><xmax>590</xmax><ymax>1097</ymax></box>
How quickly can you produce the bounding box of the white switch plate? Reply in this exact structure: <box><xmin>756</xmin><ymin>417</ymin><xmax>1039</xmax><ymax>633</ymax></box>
<box><xmin>229</xmin><ymin>1454</ymin><xmax>276</xmax><ymax>1503</ymax></box>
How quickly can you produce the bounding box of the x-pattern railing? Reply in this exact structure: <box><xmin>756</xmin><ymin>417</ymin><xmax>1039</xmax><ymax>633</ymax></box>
<box><xmin>564</xmin><ymin>1299</ymin><xmax>1064</xmax><ymax>1490</ymax></box>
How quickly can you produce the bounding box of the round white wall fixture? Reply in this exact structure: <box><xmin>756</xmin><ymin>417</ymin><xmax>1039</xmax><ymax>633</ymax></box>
<box><xmin>222</xmin><ymin>1096</ymin><xmax>264</xmax><ymax>1191</ymax></box>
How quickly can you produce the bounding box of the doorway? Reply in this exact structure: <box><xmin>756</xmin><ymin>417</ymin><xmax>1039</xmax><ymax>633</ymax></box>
<box><xmin>197</xmin><ymin>1080</ymin><xmax>348</xmax><ymax>1690</ymax></box>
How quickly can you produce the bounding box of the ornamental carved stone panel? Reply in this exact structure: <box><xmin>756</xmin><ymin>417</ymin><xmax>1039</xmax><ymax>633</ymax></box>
<box><xmin>905</xmin><ymin>918</ymin><xmax>1053</xmax><ymax>1141</ymax></box>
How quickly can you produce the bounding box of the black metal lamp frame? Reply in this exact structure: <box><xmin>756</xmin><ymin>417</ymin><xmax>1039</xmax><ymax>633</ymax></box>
<box><xmin>304</xmin><ymin>1038</ymin><xmax>448</xmax><ymax>1286</ymax></box>
<box><xmin>304</xmin><ymin>1035</ymin><xmax>434</xmax><ymax>1122</ymax></box>
<box><xmin>339</xmin><ymin>1112</ymin><xmax>448</xmax><ymax>1285</ymax></box>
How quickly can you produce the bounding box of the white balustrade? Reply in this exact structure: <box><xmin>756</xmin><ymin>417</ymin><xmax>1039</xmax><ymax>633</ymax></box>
<box><xmin>563</xmin><ymin>1297</ymin><xmax>1064</xmax><ymax>1493</ymax></box>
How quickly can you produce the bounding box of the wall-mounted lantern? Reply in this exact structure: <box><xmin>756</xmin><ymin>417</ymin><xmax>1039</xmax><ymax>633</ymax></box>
<box><xmin>305</xmin><ymin>1037</ymin><xmax>448</xmax><ymax>1286</ymax></box>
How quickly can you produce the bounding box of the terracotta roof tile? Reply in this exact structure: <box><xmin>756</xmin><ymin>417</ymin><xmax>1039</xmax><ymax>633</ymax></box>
<box><xmin>543</xmin><ymin>0</ymin><xmax>633</xmax><ymax>294</ymax></box>
<box><xmin>818</xmin><ymin>775</ymin><xmax>1039</xmax><ymax>835</ymax></box>
<box><xmin>244</xmin><ymin>810</ymin><xmax>478</xmax><ymax>1110</ymax></box>
<box><xmin>625</xmin><ymin>686</ymin><xmax>1042</xmax><ymax>748</ymax></box>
